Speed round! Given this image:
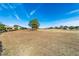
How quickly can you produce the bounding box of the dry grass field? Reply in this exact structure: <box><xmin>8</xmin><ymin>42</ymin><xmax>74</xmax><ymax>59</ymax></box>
<box><xmin>0</xmin><ymin>29</ymin><xmax>79</xmax><ymax>56</ymax></box>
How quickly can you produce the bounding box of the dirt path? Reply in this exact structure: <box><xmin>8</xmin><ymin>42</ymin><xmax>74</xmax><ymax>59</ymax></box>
<box><xmin>0</xmin><ymin>30</ymin><xmax>79</xmax><ymax>56</ymax></box>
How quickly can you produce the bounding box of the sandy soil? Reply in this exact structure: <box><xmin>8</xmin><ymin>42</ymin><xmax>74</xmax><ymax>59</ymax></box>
<box><xmin>0</xmin><ymin>29</ymin><xmax>79</xmax><ymax>56</ymax></box>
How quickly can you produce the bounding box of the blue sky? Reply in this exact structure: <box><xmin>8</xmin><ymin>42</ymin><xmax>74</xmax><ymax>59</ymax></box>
<box><xmin>0</xmin><ymin>3</ymin><xmax>79</xmax><ymax>28</ymax></box>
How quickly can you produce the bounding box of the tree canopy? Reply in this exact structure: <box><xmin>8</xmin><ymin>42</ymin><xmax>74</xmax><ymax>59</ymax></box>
<box><xmin>28</xmin><ymin>18</ymin><xmax>40</xmax><ymax>30</ymax></box>
<box><xmin>0</xmin><ymin>22</ymin><xmax>6</xmax><ymax>31</ymax></box>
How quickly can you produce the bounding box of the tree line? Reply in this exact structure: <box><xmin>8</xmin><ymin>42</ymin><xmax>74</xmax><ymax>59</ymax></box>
<box><xmin>0</xmin><ymin>18</ymin><xmax>79</xmax><ymax>32</ymax></box>
<box><xmin>0</xmin><ymin>23</ymin><xmax>27</xmax><ymax>32</ymax></box>
<box><xmin>0</xmin><ymin>18</ymin><xmax>40</xmax><ymax>32</ymax></box>
<box><xmin>48</xmin><ymin>26</ymin><xmax>79</xmax><ymax>30</ymax></box>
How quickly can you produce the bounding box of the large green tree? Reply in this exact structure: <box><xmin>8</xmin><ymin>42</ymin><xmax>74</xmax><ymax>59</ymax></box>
<box><xmin>28</xmin><ymin>19</ymin><xmax>40</xmax><ymax>30</ymax></box>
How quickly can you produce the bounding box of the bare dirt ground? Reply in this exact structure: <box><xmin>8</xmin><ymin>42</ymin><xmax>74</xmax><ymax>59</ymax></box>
<box><xmin>0</xmin><ymin>29</ymin><xmax>79</xmax><ymax>56</ymax></box>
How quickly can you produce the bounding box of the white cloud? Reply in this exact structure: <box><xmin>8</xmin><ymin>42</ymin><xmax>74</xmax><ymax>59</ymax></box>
<box><xmin>8</xmin><ymin>4</ymin><xmax>29</xmax><ymax>20</ymax></box>
<box><xmin>67</xmin><ymin>9</ymin><xmax>79</xmax><ymax>15</ymax></box>
<box><xmin>7</xmin><ymin>4</ymin><xmax>21</xmax><ymax>21</ymax></box>
<box><xmin>24</xmin><ymin>10</ymin><xmax>30</xmax><ymax>18</ymax></box>
<box><xmin>30</xmin><ymin>9</ymin><xmax>37</xmax><ymax>16</ymax></box>
<box><xmin>7</xmin><ymin>4</ymin><xmax>18</xmax><ymax>9</ymax></box>
<box><xmin>29</xmin><ymin>5</ymin><xmax>41</xmax><ymax>16</ymax></box>
<box><xmin>8</xmin><ymin>4</ymin><xmax>14</xmax><ymax>9</ymax></box>
<box><xmin>26</xmin><ymin>14</ymin><xmax>30</xmax><ymax>18</ymax></box>
<box><xmin>1</xmin><ymin>4</ymin><xmax>8</xmax><ymax>9</ymax></box>
<box><xmin>14</xmin><ymin>14</ymin><xmax>20</xmax><ymax>20</ymax></box>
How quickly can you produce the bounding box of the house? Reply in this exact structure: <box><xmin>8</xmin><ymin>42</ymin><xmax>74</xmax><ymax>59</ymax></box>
<box><xmin>5</xmin><ymin>25</ymin><xmax>15</xmax><ymax>31</ymax></box>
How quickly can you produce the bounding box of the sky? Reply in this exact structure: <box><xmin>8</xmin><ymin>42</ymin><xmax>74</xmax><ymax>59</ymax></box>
<box><xmin>0</xmin><ymin>3</ymin><xmax>79</xmax><ymax>28</ymax></box>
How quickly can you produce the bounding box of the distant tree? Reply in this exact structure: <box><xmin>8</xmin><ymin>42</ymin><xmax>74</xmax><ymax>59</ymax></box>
<box><xmin>59</xmin><ymin>25</ymin><xmax>64</xmax><ymax>29</ymax></box>
<box><xmin>74</xmin><ymin>26</ymin><xmax>79</xmax><ymax>30</ymax></box>
<box><xmin>0</xmin><ymin>23</ymin><xmax>6</xmax><ymax>32</ymax></box>
<box><xmin>20</xmin><ymin>27</ymin><xmax>27</xmax><ymax>30</ymax></box>
<box><xmin>54</xmin><ymin>26</ymin><xmax>59</xmax><ymax>29</ymax></box>
<box><xmin>69</xmin><ymin>26</ymin><xmax>74</xmax><ymax>30</ymax></box>
<box><xmin>63</xmin><ymin>26</ymin><xmax>68</xmax><ymax>30</ymax></box>
<box><xmin>48</xmin><ymin>27</ymin><xmax>53</xmax><ymax>29</ymax></box>
<box><xmin>28</xmin><ymin>18</ymin><xmax>40</xmax><ymax>31</ymax></box>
